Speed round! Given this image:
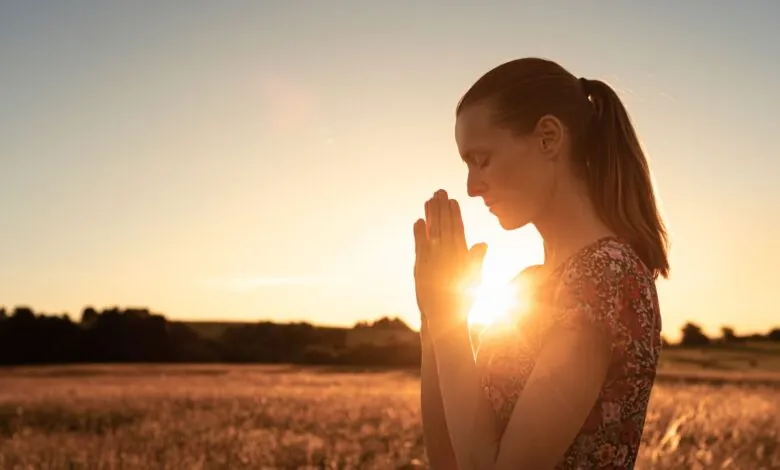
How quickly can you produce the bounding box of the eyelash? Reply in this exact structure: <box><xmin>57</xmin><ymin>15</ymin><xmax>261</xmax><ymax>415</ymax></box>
<box><xmin>473</xmin><ymin>154</ymin><xmax>490</xmax><ymax>168</ymax></box>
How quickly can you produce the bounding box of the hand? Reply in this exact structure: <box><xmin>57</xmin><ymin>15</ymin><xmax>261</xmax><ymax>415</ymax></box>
<box><xmin>414</xmin><ymin>190</ymin><xmax>488</xmax><ymax>334</ymax></box>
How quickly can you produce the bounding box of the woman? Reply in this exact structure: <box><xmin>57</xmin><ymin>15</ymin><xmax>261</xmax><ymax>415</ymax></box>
<box><xmin>413</xmin><ymin>57</ymin><xmax>668</xmax><ymax>469</ymax></box>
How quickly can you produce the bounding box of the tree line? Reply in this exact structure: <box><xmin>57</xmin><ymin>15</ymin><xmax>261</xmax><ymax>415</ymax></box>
<box><xmin>0</xmin><ymin>306</ymin><xmax>421</xmax><ymax>367</ymax></box>
<box><xmin>0</xmin><ymin>306</ymin><xmax>778</xmax><ymax>366</ymax></box>
<box><xmin>676</xmin><ymin>322</ymin><xmax>780</xmax><ymax>346</ymax></box>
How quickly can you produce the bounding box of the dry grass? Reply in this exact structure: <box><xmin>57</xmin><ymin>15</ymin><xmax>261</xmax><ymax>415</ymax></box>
<box><xmin>0</xmin><ymin>364</ymin><xmax>778</xmax><ymax>469</ymax></box>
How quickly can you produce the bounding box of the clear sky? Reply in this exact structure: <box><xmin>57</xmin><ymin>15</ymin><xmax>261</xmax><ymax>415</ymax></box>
<box><xmin>1</xmin><ymin>1</ymin><xmax>779</xmax><ymax>340</ymax></box>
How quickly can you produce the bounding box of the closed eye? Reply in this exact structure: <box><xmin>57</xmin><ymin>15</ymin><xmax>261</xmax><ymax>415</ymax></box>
<box><xmin>463</xmin><ymin>151</ymin><xmax>491</xmax><ymax>168</ymax></box>
<box><xmin>473</xmin><ymin>153</ymin><xmax>490</xmax><ymax>168</ymax></box>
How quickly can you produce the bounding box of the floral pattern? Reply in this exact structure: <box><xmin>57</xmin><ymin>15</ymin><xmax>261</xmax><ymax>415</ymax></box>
<box><xmin>475</xmin><ymin>237</ymin><xmax>662</xmax><ymax>469</ymax></box>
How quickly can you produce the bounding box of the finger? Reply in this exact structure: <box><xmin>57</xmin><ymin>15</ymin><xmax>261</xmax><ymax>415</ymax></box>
<box><xmin>424</xmin><ymin>199</ymin><xmax>431</xmax><ymax>238</ymax></box>
<box><xmin>428</xmin><ymin>196</ymin><xmax>441</xmax><ymax>243</ymax></box>
<box><xmin>413</xmin><ymin>218</ymin><xmax>428</xmax><ymax>262</ymax></box>
<box><xmin>466</xmin><ymin>242</ymin><xmax>489</xmax><ymax>285</ymax></box>
<box><xmin>449</xmin><ymin>199</ymin><xmax>467</xmax><ymax>253</ymax></box>
<box><xmin>469</xmin><ymin>242</ymin><xmax>488</xmax><ymax>265</ymax></box>
<box><xmin>438</xmin><ymin>191</ymin><xmax>453</xmax><ymax>248</ymax></box>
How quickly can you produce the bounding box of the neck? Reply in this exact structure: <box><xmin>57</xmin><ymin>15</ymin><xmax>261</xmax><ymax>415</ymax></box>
<box><xmin>534</xmin><ymin>179</ymin><xmax>614</xmax><ymax>271</ymax></box>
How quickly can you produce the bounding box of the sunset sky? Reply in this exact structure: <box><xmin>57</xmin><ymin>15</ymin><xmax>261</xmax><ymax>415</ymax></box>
<box><xmin>1</xmin><ymin>1</ymin><xmax>778</xmax><ymax>340</ymax></box>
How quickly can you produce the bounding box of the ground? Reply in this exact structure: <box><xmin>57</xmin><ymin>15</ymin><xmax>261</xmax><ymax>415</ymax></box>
<box><xmin>1</xmin><ymin>346</ymin><xmax>779</xmax><ymax>469</ymax></box>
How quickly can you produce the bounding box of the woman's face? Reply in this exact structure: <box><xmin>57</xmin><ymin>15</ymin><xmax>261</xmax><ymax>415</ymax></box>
<box><xmin>455</xmin><ymin>102</ymin><xmax>559</xmax><ymax>230</ymax></box>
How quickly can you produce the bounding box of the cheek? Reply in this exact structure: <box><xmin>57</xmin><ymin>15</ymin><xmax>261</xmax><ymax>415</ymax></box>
<box><xmin>494</xmin><ymin>155</ymin><xmax>554</xmax><ymax>210</ymax></box>
<box><xmin>492</xmin><ymin>155</ymin><xmax>537</xmax><ymax>197</ymax></box>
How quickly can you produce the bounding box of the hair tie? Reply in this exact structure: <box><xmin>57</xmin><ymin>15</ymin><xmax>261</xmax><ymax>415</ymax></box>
<box><xmin>579</xmin><ymin>77</ymin><xmax>591</xmax><ymax>96</ymax></box>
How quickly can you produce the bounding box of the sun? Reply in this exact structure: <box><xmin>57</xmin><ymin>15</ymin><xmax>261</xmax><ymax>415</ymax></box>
<box><xmin>467</xmin><ymin>277</ymin><xmax>532</xmax><ymax>327</ymax></box>
<box><xmin>465</xmin><ymin>234</ymin><xmax>541</xmax><ymax>327</ymax></box>
<box><xmin>467</xmin><ymin>281</ymin><xmax>518</xmax><ymax>326</ymax></box>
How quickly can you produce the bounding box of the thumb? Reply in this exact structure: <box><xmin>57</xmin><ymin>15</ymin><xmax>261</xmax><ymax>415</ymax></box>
<box><xmin>464</xmin><ymin>243</ymin><xmax>488</xmax><ymax>286</ymax></box>
<box><xmin>468</xmin><ymin>242</ymin><xmax>488</xmax><ymax>267</ymax></box>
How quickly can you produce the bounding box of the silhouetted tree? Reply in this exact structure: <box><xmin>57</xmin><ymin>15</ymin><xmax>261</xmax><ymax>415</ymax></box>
<box><xmin>0</xmin><ymin>306</ymin><xmax>80</xmax><ymax>364</ymax></box>
<box><xmin>720</xmin><ymin>326</ymin><xmax>737</xmax><ymax>343</ymax></box>
<box><xmin>680</xmin><ymin>322</ymin><xmax>710</xmax><ymax>347</ymax></box>
<box><xmin>367</xmin><ymin>316</ymin><xmax>412</xmax><ymax>331</ymax></box>
<box><xmin>12</xmin><ymin>306</ymin><xmax>36</xmax><ymax>322</ymax></box>
<box><xmin>768</xmin><ymin>328</ymin><xmax>780</xmax><ymax>342</ymax></box>
<box><xmin>80</xmin><ymin>306</ymin><xmax>99</xmax><ymax>326</ymax></box>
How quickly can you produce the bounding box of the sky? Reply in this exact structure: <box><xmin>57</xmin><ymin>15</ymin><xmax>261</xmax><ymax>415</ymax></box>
<box><xmin>1</xmin><ymin>1</ymin><xmax>779</xmax><ymax>340</ymax></box>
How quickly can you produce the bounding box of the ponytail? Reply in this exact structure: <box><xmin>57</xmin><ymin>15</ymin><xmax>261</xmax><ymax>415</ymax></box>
<box><xmin>582</xmin><ymin>79</ymin><xmax>670</xmax><ymax>279</ymax></box>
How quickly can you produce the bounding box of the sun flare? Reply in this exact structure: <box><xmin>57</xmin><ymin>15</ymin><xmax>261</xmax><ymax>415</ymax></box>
<box><xmin>467</xmin><ymin>282</ymin><xmax>516</xmax><ymax>326</ymax></box>
<box><xmin>467</xmin><ymin>276</ymin><xmax>531</xmax><ymax>327</ymax></box>
<box><xmin>459</xmin><ymin>226</ymin><xmax>543</xmax><ymax>327</ymax></box>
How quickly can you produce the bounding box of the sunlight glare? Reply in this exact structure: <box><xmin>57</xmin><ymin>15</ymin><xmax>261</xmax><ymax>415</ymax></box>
<box><xmin>467</xmin><ymin>281</ymin><xmax>518</xmax><ymax>326</ymax></box>
<box><xmin>462</xmin><ymin>225</ymin><xmax>542</xmax><ymax>327</ymax></box>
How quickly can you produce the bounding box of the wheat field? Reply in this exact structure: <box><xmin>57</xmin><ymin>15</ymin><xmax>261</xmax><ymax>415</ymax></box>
<box><xmin>0</xmin><ymin>365</ymin><xmax>778</xmax><ymax>470</ymax></box>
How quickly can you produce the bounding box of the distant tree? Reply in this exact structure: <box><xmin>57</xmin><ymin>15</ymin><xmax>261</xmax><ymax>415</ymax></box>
<box><xmin>0</xmin><ymin>307</ymin><xmax>6</xmax><ymax>321</ymax></box>
<box><xmin>124</xmin><ymin>308</ymin><xmax>151</xmax><ymax>319</ymax></box>
<box><xmin>80</xmin><ymin>306</ymin><xmax>99</xmax><ymax>326</ymax></box>
<box><xmin>371</xmin><ymin>316</ymin><xmax>412</xmax><ymax>331</ymax></box>
<box><xmin>12</xmin><ymin>306</ymin><xmax>36</xmax><ymax>321</ymax></box>
<box><xmin>680</xmin><ymin>322</ymin><xmax>710</xmax><ymax>347</ymax></box>
<box><xmin>768</xmin><ymin>328</ymin><xmax>780</xmax><ymax>342</ymax></box>
<box><xmin>720</xmin><ymin>326</ymin><xmax>737</xmax><ymax>343</ymax></box>
<box><xmin>661</xmin><ymin>335</ymin><xmax>670</xmax><ymax>347</ymax></box>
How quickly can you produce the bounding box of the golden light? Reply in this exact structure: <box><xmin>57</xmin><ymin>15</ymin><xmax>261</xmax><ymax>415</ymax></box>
<box><xmin>459</xmin><ymin>225</ymin><xmax>543</xmax><ymax>327</ymax></box>
<box><xmin>468</xmin><ymin>281</ymin><xmax>515</xmax><ymax>326</ymax></box>
<box><xmin>467</xmin><ymin>276</ymin><xmax>531</xmax><ymax>327</ymax></box>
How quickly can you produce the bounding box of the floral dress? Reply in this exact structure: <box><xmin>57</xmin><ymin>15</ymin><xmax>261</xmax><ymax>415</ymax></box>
<box><xmin>475</xmin><ymin>236</ymin><xmax>662</xmax><ymax>469</ymax></box>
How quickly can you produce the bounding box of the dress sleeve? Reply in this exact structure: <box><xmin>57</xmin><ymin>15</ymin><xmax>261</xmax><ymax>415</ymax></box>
<box><xmin>552</xmin><ymin>246</ymin><xmax>638</xmax><ymax>360</ymax></box>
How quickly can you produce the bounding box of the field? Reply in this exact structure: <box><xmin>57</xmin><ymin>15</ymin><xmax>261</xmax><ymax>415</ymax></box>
<box><xmin>1</xmin><ymin>363</ymin><xmax>779</xmax><ymax>470</ymax></box>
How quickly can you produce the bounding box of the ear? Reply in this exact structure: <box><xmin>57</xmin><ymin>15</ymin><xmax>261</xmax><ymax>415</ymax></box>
<box><xmin>534</xmin><ymin>115</ymin><xmax>564</xmax><ymax>160</ymax></box>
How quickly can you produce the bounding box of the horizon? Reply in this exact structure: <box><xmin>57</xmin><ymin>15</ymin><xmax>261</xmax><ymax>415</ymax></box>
<box><xmin>2</xmin><ymin>1</ymin><xmax>779</xmax><ymax>342</ymax></box>
<box><xmin>2</xmin><ymin>303</ymin><xmax>778</xmax><ymax>344</ymax></box>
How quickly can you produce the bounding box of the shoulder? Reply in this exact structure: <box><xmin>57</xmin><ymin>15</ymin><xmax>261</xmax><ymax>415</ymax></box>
<box><xmin>558</xmin><ymin>237</ymin><xmax>651</xmax><ymax>296</ymax></box>
<box><xmin>553</xmin><ymin>237</ymin><xmax>657</xmax><ymax>353</ymax></box>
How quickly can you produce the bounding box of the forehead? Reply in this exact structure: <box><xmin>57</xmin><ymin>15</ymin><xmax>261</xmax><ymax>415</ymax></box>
<box><xmin>455</xmin><ymin>102</ymin><xmax>506</xmax><ymax>151</ymax></box>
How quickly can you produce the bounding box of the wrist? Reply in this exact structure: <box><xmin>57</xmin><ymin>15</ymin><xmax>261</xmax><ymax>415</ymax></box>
<box><xmin>428</xmin><ymin>318</ymin><xmax>470</xmax><ymax>347</ymax></box>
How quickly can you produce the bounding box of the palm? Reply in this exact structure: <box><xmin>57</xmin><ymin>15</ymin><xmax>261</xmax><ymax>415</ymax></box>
<box><xmin>413</xmin><ymin>190</ymin><xmax>487</xmax><ymax>331</ymax></box>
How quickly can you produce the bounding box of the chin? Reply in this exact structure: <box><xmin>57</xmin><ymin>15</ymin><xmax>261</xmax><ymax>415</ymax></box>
<box><xmin>496</xmin><ymin>214</ymin><xmax>531</xmax><ymax>231</ymax></box>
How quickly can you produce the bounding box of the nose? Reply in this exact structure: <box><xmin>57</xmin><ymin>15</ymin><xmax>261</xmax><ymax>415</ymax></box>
<box><xmin>466</xmin><ymin>169</ymin><xmax>487</xmax><ymax>198</ymax></box>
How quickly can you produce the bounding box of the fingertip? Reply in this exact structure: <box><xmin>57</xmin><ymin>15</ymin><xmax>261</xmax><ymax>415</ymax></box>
<box><xmin>472</xmin><ymin>242</ymin><xmax>488</xmax><ymax>254</ymax></box>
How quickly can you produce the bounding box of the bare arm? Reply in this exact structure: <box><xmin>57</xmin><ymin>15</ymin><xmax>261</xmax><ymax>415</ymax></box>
<box><xmin>420</xmin><ymin>322</ymin><xmax>459</xmax><ymax>470</ymax></box>
<box><xmin>431</xmin><ymin>323</ymin><xmax>502</xmax><ymax>470</ymax></box>
<box><xmin>432</xmin><ymin>322</ymin><xmax>611</xmax><ymax>470</ymax></box>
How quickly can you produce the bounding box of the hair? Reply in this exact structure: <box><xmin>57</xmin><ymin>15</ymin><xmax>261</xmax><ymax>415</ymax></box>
<box><xmin>457</xmin><ymin>57</ymin><xmax>669</xmax><ymax>279</ymax></box>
